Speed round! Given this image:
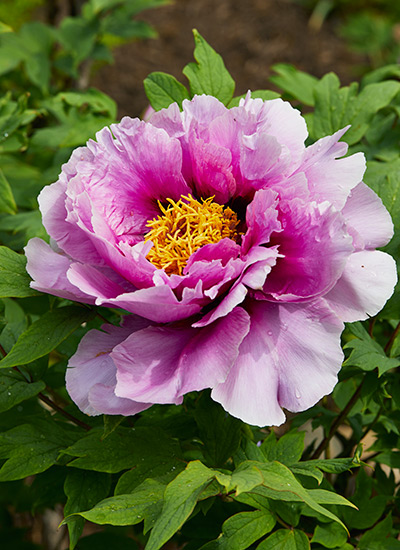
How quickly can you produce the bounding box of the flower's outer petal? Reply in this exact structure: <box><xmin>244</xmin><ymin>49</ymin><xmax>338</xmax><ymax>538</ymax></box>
<box><xmin>299</xmin><ymin>128</ymin><xmax>366</xmax><ymax>210</ymax></box>
<box><xmin>39</xmin><ymin>156</ymin><xmax>103</xmax><ymax>264</ymax></box>
<box><xmin>66</xmin><ymin>317</ymin><xmax>152</xmax><ymax>416</ymax></box>
<box><xmin>113</xmin><ymin>307</ymin><xmax>250</xmax><ymax>403</ymax></box>
<box><xmin>211</xmin><ymin>299</ymin><xmax>344</xmax><ymax>426</ymax></box>
<box><xmin>324</xmin><ymin>250</ymin><xmax>397</xmax><ymax>322</ymax></box>
<box><xmin>263</xmin><ymin>199</ymin><xmax>354</xmax><ymax>301</ymax></box>
<box><xmin>341</xmin><ymin>182</ymin><xmax>394</xmax><ymax>250</ymax></box>
<box><xmin>181</xmin><ymin>95</ymin><xmax>228</xmax><ymax>131</ymax></box>
<box><xmin>25</xmin><ymin>238</ymin><xmax>95</xmax><ymax>303</ymax></box>
<box><xmin>240</xmin><ymin>96</ymin><xmax>308</xmax><ymax>164</ymax></box>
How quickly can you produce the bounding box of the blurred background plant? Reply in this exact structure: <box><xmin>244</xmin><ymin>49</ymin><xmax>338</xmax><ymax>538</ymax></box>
<box><xmin>293</xmin><ymin>0</ymin><xmax>400</xmax><ymax>69</ymax></box>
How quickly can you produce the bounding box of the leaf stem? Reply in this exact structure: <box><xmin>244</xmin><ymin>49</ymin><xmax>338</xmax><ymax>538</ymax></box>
<box><xmin>311</xmin><ymin>379</ymin><xmax>365</xmax><ymax>460</ymax></box>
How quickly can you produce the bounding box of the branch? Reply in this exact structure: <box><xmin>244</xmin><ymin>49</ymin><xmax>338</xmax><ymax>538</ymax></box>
<box><xmin>311</xmin><ymin>379</ymin><xmax>365</xmax><ymax>460</ymax></box>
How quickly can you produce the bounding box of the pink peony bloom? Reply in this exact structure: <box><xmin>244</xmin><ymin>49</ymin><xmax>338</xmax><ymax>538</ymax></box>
<box><xmin>25</xmin><ymin>94</ymin><xmax>397</xmax><ymax>426</ymax></box>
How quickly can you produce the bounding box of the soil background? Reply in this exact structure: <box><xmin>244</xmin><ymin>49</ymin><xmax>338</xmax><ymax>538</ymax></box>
<box><xmin>92</xmin><ymin>0</ymin><xmax>366</xmax><ymax>118</ymax></box>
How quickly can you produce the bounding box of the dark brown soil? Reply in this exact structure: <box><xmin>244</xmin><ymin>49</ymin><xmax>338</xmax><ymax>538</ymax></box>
<box><xmin>92</xmin><ymin>0</ymin><xmax>366</xmax><ymax>118</ymax></box>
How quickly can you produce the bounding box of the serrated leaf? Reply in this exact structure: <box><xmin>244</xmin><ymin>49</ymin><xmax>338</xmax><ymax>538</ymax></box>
<box><xmin>312</xmin><ymin>73</ymin><xmax>400</xmax><ymax>144</ymax></box>
<box><xmin>64</xmin><ymin>469</ymin><xmax>111</xmax><ymax>549</ymax></box>
<box><xmin>0</xmin><ymin>168</ymin><xmax>17</xmax><ymax>214</ymax></box>
<box><xmin>145</xmin><ymin>461</ymin><xmax>215</xmax><ymax>550</ymax></box>
<box><xmin>0</xmin><ymin>306</ymin><xmax>95</xmax><ymax>368</ymax></box>
<box><xmin>144</xmin><ymin>72</ymin><xmax>191</xmax><ymax>111</ymax></box>
<box><xmin>199</xmin><ymin>510</ymin><xmax>275</xmax><ymax>550</ymax></box>
<box><xmin>0</xmin><ymin>419</ymin><xmax>77</xmax><ymax>481</ymax></box>
<box><xmin>257</xmin><ymin>529</ymin><xmax>310</xmax><ymax>550</ymax></box>
<box><xmin>182</xmin><ymin>29</ymin><xmax>235</xmax><ymax>105</ymax></box>
<box><xmin>0</xmin><ymin>246</ymin><xmax>38</xmax><ymax>298</ymax></box>
<box><xmin>0</xmin><ymin>368</ymin><xmax>45</xmax><ymax>413</ymax></box>
<box><xmin>344</xmin><ymin>322</ymin><xmax>400</xmax><ymax>375</ymax></box>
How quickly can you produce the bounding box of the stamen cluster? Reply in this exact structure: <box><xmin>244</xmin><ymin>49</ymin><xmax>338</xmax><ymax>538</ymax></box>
<box><xmin>144</xmin><ymin>194</ymin><xmax>239</xmax><ymax>275</ymax></box>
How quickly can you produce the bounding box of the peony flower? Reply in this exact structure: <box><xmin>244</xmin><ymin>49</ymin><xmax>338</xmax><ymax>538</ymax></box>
<box><xmin>25</xmin><ymin>93</ymin><xmax>397</xmax><ymax>426</ymax></box>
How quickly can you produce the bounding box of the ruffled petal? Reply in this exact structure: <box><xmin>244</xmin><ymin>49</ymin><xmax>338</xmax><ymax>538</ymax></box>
<box><xmin>113</xmin><ymin>307</ymin><xmax>250</xmax><ymax>403</ymax></box>
<box><xmin>299</xmin><ymin>128</ymin><xmax>366</xmax><ymax>210</ymax></box>
<box><xmin>263</xmin><ymin>199</ymin><xmax>354</xmax><ymax>301</ymax></box>
<box><xmin>341</xmin><ymin>182</ymin><xmax>394</xmax><ymax>250</ymax></box>
<box><xmin>324</xmin><ymin>250</ymin><xmax>397</xmax><ymax>322</ymax></box>
<box><xmin>212</xmin><ymin>299</ymin><xmax>344</xmax><ymax>426</ymax></box>
<box><xmin>66</xmin><ymin>318</ymin><xmax>152</xmax><ymax>415</ymax></box>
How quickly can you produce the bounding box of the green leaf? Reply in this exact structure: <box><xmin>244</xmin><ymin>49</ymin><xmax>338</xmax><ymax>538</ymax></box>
<box><xmin>64</xmin><ymin>426</ymin><xmax>182</xmax><ymax>476</ymax></box>
<box><xmin>0</xmin><ymin>246</ymin><xmax>38</xmax><ymax>298</ymax></box>
<box><xmin>358</xmin><ymin>515</ymin><xmax>399</xmax><ymax>550</ymax></box>
<box><xmin>312</xmin><ymin>73</ymin><xmax>400</xmax><ymax>144</ymax></box>
<box><xmin>261</xmin><ymin>431</ymin><xmax>305</xmax><ymax>465</ymax></box>
<box><xmin>344</xmin><ymin>322</ymin><xmax>400</xmax><ymax>376</ymax></box>
<box><xmin>64</xmin><ymin>469</ymin><xmax>111</xmax><ymax>549</ymax></box>
<box><xmin>0</xmin><ymin>168</ymin><xmax>17</xmax><ymax>214</ymax></box>
<box><xmin>194</xmin><ymin>393</ymin><xmax>242</xmax><ymax>466</ymax></box>
<box><xmin>145</xmin><ymin>461</ymin><xmax>215</xmax><ymax>550</ymax></box>
<box><xmin>0</xmin><ymin>306</ymin><xmax>95</xmax><ymax>369</ymax></box>
<box><xmin>182</xmin><ymin>29</ymin><xmax>235</xmax><ymax>105</ymax></box>
<box><xmin>64</xmin><ymin>478</ymin><xmax>165</xmax><ymax>530</ymax></box>
<box><xmin>144</xmin><ymin>71</ymin><xmax>191</xmax><ymax>111</ymax></box>
<box><xmin>311</xmin><ymin>523</ymin><xmax>348</xmax><ymax>549</ymax></box>
<box><xmin>257</xmin><ymin>529</ymin><xmax>310</xmax><ymax>550</ymax></box>
<box><xmin>0</xmin><ymin>368</ymin><xmax>45</xmax><ymax>413</ymax></box>
<box><xmin>375</xmin><ymin>450</ymin><xmax>400</xmax><ymax>469</ymax></box>
<box><xmin>68</xmin><ymin>532</ymin><xmax>138</xmax><ymax>550</ymax></box>
<box><xmin>216</xmin><ymin>462</ymin><xmax>264</xmax><ymax>495</ymax></box>
<box><xmin>270</xmin><ymin>63</ymin><xmax>318</xmax><ymax>106</ymax></box>
<box><xmin>102</xmin><ymin>415</ymin><xmax>124</xmax><ymax>439</ymax></box>
<box><xmin>56</xmin><ymin>89</ymin><xmax>117</xmax><ymax>119</ymax></box>
<box><xmin>200</xmin><ymin>510</ymin><xmax>276</xmax><ymax>550</ymax></box>
<box><xmin>0</xmin><ymin>419</ymin><xmax>77</xmax><ymax>481</ymax></box>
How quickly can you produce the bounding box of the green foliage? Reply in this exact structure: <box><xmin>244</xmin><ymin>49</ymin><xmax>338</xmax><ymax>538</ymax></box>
<box><xmin>0</xmin><ymin>17</ymin><xmax>400</xmax><ymax>550</ymax></box>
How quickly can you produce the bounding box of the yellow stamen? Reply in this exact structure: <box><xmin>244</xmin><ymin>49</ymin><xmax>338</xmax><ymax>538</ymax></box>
<box><xmin>144</xmin><ymin>194</ymin><xmax>239</xmax><ymax>275</ymax></box>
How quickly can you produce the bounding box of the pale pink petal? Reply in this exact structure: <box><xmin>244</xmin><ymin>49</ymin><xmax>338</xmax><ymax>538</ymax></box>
<box><xmin>212</xmin><ymin>299</ymin><xmax>344</xmax><ymax>426</ymax></box>
<box><xmin>66</xmin><ymin>318</ymin><xmax>151</xmax><ymax>416</ymax></box>
<box><xmin>24</xmin><ymin>238</ymin><xmax>94</xmax><ymax>303</ymax></box>
<box><xmin>242</xmin><ymin>189</ymin><xmax>281</xmax><ymax>254</ymax></box>
<box><xmin>113</xmin><ymin>308</ymin><xmax>250</xmax><ymax>403</ymax></box>
<box><xmin>299</xmin><ymin>128</ymin><xmax>366</xmax><ymax>210</ymax></box>
<box><xmin>341</xmin><ymin>182</ymin><xmax>394</xmax><ymax>250</ymax></box>
<box><xmin>324</xmin><ymin>250</ymin><xmax>397</xmax><ymax>322</ymax></box>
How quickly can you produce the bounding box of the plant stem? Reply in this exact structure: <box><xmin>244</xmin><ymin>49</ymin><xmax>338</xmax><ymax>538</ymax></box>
<box><xmin>384</xmin><ymin>320</ymin><xmax>400</xmax><ymax>354</ymax></box>
<box><xmin>38</xmin><ymin>392</ymin><xmax>92</xmax><ymax>431</ymax></box>
<box><xmin>311</xmin><ymin>379</ymin><xmax>365</xmax><ymax>460</ymax></box>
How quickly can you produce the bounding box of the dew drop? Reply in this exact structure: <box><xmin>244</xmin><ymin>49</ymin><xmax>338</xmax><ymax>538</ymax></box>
<box><xmin>295</xmin><ymin>389</ymin><xmax>301</xmax><ymax>399</ymax></box>
<box><xmin>267</xmin><ymin>330</ymin><xmax>273</xmax><ymax>336</ymax></box>
<box><xmin>4</xmin><ymin>132</ymin><xmax>8</xmax><ymax>138</ymax></box>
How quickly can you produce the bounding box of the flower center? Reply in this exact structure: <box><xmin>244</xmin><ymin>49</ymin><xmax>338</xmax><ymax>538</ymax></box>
<box><xmin>144</xmin><ymin>194</ymin><xmax>239</xmax><ymax>275</ymax></box>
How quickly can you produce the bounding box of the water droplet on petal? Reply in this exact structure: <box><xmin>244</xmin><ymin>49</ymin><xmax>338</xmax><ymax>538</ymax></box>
<box><xmin>267</xmin><ymin>330</ymin><xmax>273</xmax><ymax>336</ymax></box>
<box><xmin>295</xmin><ymin>389</ymin><xmax>301</xmax><ymax>399</ymax></box>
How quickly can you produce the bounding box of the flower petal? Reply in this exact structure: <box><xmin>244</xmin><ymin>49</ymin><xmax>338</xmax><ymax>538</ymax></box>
<box><xmin>66</xmin><ymin>318</ymin><xmax>152</xmax><ymax>415</ymax></box>
<box><xmin>113</xmin><ymin>307</ymin><xmax>250</xmax><ymax>403</ymax></box>
<box><xmin>263</xmin><ymin>199</ymin><xmax>354</xmax><ymax>301</ymax></box>
<box><xmin>341</xmin><ymin>182</ymin><xmax>394</xmax><ymax>250</ymax></box>
<box><xmin>24</xmin><ymin>238</ymin><xmax>94</xmax><ymax>303</ymax></box>
<box><xmin>324</xmin><ymin>250</ymin><xmax>397</xmax><ymax>322</ymax></box>
<box><xmin>299</xmin><ymin>128</ymin><xmax>366</xmax><ymax>210</ymax></box>
<box><xmin>212</xmin><ymin>299</ymin><xmax>344</xmax><ymax>426</ymax></box>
